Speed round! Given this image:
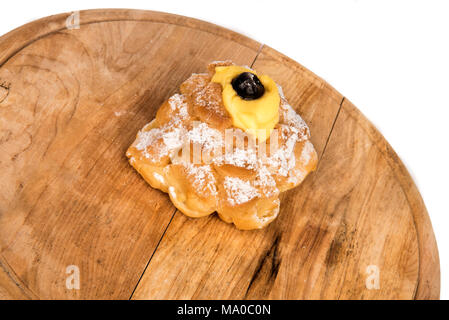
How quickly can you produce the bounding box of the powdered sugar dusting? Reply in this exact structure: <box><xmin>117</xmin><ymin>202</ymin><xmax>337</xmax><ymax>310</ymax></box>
<box><xmin>195</xmin><ymin>83</ymin><xmax>228</xmax><ymax>118</ymax></box>
<box><xmin>131</xmin><ymin>77</ymin><xmax>315</xmax><ymax>209</ymax></box>
<box><xmin>277</xmin><ymin>84</ymin><xmax>309</xmax><ymax>138</ymax></box>
<box><xmin>277</xmin><ymin>84</ymin><xmax>286</xmax><ymax>100</ymax></box>
<box><xmin>168</xmin><ymin>93</ymin><xmax>189</xmax><ymax>124</ymax></box>
<box><xmin>265</xmin><ymin>125</ymin><xmax>298</xmax><ymax>176</ymax></box>
<box><xmin>279</xmin><ymin>103</ymin><xmax>308</xmax><ymax>137</ymax></box>
<box><xmin>224</xmin><ymin>177</ymin><xmax>260</xmax><ymax>206</ymax></box>
<box><xmin>135</xmin><ymin>126</ymin><xmax>186</xmax><ymax>161</ymax></box>
<box><xmin>184</xmin><ymin>164</ymin><xmax>217</xmax><ymax>196</ymax></box>
<box><xmin>300</xmin><ymin>140</ymin><xmax>314</xmax><ymax>164</ymax></box>
<box><xmin>255</xmin><ymin>166</ymin><xmax>279</xmax><ymax>197</ymax></box>
<box><xmin>133</xmin><ymin>95</ymin><xmax>190</xmax><ymax>161</ymax></box>
<box><xmin>187</xmin><ymin>122</ymin><xmax>223</xmax><ymax>151</ymax></box>
<box><xmin>216</xmin><ymin>147</ymin><xmax>258</xmax><ymax>169</ymax></box>
<box><xmin>162</xmin><ymin>127</ymin><xmax>185</xmax><ymax>151</ymax></box>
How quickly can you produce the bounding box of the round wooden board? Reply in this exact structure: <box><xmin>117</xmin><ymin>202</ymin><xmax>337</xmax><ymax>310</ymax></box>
<box><xmin>0</xmin><ymin>9</ymin><xmax>439</xmax><ymax>300</ymax></box>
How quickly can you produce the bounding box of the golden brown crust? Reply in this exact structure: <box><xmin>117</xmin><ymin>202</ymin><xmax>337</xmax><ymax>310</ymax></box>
<box><xmin>207</xmin><ymin>60</ymin><xmax>234</xmax><ymax>76</ymax></box>
<box><xmin>126</xmin><ymin>61</ymin><xmax>318</xmax><ymax>230</ymax></box>
<box><xmin>181</xmin><ymin>73</ymin><xmax>233</xmax><ymax>130</ymax></box>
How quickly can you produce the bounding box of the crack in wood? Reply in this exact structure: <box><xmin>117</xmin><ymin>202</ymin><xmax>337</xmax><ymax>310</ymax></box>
<box><xmin>0</xmin><ymin>254</ymin><xmax>38</xmax><ymax>299</ymax></box>
<box><xmin>244</xmin><ymin>232</ymin><xmax>282</xmax><ymax>299</ymax></box>
<box><xmin>0</xmin><ymin>79</ymin><xmax>10</xmax><ymax>103</ymax></box>
<box><xmin>0</xmin><ymin>81</ymin><xmax>10</xmax><ymax>90</ymax></box>
<box><xmin>128</xmin><ymin>207</ymin><xmax>178</xmax><ymax>300</ymax></box>
<box><xmin>317</xmin><ymin>96</ymin><xmax>345</xmax><ymax>171</ymax></box>
<box><xmin>250</xmin><ymin>44</ymin><xmax>264</xmax><ymax>68</ymax></box>
<box><xmin>128</xmin><ymin>49</ymin><xmax>265</xmax><ymax>299</ymax></box>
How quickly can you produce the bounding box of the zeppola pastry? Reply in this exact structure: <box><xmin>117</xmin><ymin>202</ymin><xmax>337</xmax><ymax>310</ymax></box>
<box><xmin>126</xmin><ymin>61</ymin><xmax>318</xmax><ymax>230</ymax></box>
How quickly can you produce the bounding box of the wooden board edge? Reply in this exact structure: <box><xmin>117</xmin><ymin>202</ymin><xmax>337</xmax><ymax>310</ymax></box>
<box><xmin>340</xmin><ymin>99</ymin><xmax>440</xmax><ymax>300</ymax></box>
<box><xmin>250</xmin><ymin>45</ymin><xmax>440</xmax><ymax>298</ymax></box>
<box><xmin>0</xmin><ymin>9</ymin><xmax>262</xmax><ymax>67</ymax></box>
<box><xmin>252</xmin><ymin>45</ymin><xmax>345</xmax><ymax>165</ymax></box>
<box><xmin>256</xmin><ymin>45</ymin><xmax>344</xmax><ymax>106</ymax></box>
<box><xmin>257</xmin><ymin>45</ymin><xmax>440</xmax><ymax>298</ymax></box>
<box><xmin>0</xmin><ymin>9</ymin><xmax>438</xmax><ymax>300</ymax></box>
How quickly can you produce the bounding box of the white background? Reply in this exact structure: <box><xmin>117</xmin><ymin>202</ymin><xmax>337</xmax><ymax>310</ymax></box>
<box><xmin>1</xmin><ymin>0</ymin><xmax>448</xmax><ymax>299</ymax></box>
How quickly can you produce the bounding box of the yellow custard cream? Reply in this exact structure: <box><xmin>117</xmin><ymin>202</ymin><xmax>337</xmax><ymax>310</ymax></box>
<box><xmin>212</xmin><ymin>66</ymin><xmax>280</xmax><ymax>142</ymax></box>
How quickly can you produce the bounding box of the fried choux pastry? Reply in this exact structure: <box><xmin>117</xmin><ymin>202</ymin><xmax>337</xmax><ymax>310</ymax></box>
<box><xmin>126</xmin><ymin>61</ymin><xmax>317</xmax><ymax>230</ymax></box>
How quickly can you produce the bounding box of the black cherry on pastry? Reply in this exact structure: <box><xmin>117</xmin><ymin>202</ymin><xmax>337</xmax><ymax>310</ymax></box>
<box><xmin>212</xmin><ymin>65</ymin><xmax>280</xmax><ymax>142</ymax></box>
<box><xmin>231</xmin><ymin>72</ymin><xmax>265</xmax><ymax>100</ymax></box>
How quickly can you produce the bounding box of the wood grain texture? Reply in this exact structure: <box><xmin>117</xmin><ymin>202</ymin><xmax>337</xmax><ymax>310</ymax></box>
<box><xmin>339</xmin><ymin>100</ymin><xmax>440</xmax><ymax>299</ymax></box>
<box><xmin>0</xmin><ymin>256</ymin><xmax>37</xmax><ymax>299</ymax></box>
<box><xmin>0</xmin><ymin>9</ymin><xmax>259</xmax><ymax>299</ymax></box>
<box><xmin>0</xmin><ymin>9</ymin><xmax>439</xmax><ymax>300</ymax></box>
